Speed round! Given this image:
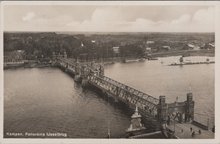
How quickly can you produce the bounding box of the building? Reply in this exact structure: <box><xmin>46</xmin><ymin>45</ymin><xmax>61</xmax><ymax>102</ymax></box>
<box><xmin>208</xmin><ymin>42</ymin><xmax>215</xmax><ymax>48</ymax></box>
<box><xmin>112</xmin><ymin>46</ymin><xmax>120</xmax><ymax>54</ymax></box>
<box><xmin>145</xmin><ymin>47</ymin><xmax>151</xmax><ymax>52</ymax></box>
<box><xmin>187</xmin><ymin>44</ymin><xmax>200</xmax><ymax>50</ymax></box>
<box><xmin>162</xmin><ymin>46</ymin><xmax>171</xmax><ymax>51</ymax></box>
<box><xmin>146</xmin><ymin>40</ymin><xmax>155</xmax><ymax>44</ymax></box>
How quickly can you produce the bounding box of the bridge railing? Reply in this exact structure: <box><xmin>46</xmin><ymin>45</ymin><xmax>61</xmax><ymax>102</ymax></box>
<box><xmin>101</xmin><ymin>76</ymin><xmax>159</xmax><ymax>105</ymax></box>
<box><xmin>88</xmin><ymin>74</ymin><xmax>159</xmax><ymax>118</ymax></box>
<box><xmin>193</xmin><ymin>113</ymin><xmax>215</xmax><ymax>130</ymax></box>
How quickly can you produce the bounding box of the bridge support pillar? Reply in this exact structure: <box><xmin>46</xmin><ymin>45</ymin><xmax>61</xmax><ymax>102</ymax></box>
<box><xmin>185</xmin><ymin>93</ymin><xmax>194</xmax><ymax>122</ymax></box>
<box><xmin>82</xmin><ymin>78</ymin><xmax>89</xmax><ymax>88</ymax></box>
<box><xmin>74</xmin><ymin>74</ymin><xmax>82</xmax><ymax>83</ymax></box>
<box><xmin>157</xmin><ymin>96</ymin><xmax>168</xmax><ymax>124</ymax></box>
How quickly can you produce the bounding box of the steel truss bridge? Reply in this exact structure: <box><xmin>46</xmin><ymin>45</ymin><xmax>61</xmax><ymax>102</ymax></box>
<box><xmin>55</xmin><ymin>57</ymin><xmax>214</xmax><ymax>139</ymax></box>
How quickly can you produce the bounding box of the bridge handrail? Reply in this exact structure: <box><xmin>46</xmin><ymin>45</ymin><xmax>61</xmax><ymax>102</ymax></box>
<box><xmin>93</xmin><ymin>75</ymin><xmax>159</xmax><ymax>105</ymax></box>
<box><xmin>103</xmin><ymin>76</ymin><xmax>159</xmax><ymax>104</ymax></box>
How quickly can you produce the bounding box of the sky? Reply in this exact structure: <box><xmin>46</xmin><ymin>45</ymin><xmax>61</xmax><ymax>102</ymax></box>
<box><xmin>3</xmin><ymin>5</ymin><xmax>215</xmax><ymax>32</ymax></box>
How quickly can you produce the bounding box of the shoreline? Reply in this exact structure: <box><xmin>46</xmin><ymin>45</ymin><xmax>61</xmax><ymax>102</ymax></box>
<box><xmin>4</xmin><ymin>50</ymin><xmax>215</xmax><ymax>69</ymax></box>
<box><xmin>4</xmin><ymin>63</ymin><xmax>52</xmax><ymax>70</ymax></box>
<box><xmin>150</xmin><ymin>49</ymin><xmax>214</xmax><ymax>57</ymax></box>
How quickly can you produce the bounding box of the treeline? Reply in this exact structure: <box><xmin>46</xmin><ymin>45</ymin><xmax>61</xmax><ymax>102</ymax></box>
<box><xmin>4</xmin><ymin>32</ymin><xmax>145</xmax><ymax>59</ymax></box>
<box><xmin>4</xmin><ymin>32</ymin><xmax>215</xmax><ymax>60</ymax></box>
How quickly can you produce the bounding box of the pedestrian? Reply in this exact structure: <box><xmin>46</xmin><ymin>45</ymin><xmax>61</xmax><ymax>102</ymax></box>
<box><xmin>192</xmin><ymin>131</ymin><xmax>195</xmax><ymax>137</ymax></box>
<box><xmin>212</xmin><ymin>126</ymin><xmax>215</xmax><ymax>133</ymax></box>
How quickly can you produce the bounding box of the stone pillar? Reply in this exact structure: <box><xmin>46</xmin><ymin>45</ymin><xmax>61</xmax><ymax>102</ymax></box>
<box><xmin>185</xmin><ymin>93</ymin><xmax>194</xmax><ymax>122</ymax></box>
<box><xmin>82</xmin><ymin>78</ymin><xmax>88</xmax><ymax>88</ymax></box>
<box><xmin>99</xmin><ymin>64</ymin><xmax>104</xmax><ymax>77</ymax></box>
<box><xmin>75</xmin><ymin>63</ymin><xmax>80</xmax><ymax>75</ymax></box>
<box><xmin>80</xmin><ymin>65</ymin><xmax>85</xmax><ymax>78</ymax></box>
<box><xmin>157</xmin><ymin>96</ymin><xmax>168</xmax><ymax>124</ymax></box>
<box><xmin>81</xmin><ymin>65</ymin><xmax>89</xmax><ymax>79</ymax></box>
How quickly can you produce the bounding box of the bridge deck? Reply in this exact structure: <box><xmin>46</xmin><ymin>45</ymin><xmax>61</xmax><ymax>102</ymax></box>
<box><xmin>167</xmin><ymin>123</ymin><xmax>214</xmax><ymax>139</ymax></box>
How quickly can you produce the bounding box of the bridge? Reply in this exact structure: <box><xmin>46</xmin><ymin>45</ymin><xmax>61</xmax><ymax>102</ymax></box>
<box><xmin>54</xmin><ymin>56</ymin><xmax>214</xmax><ymax>139</ymax></box>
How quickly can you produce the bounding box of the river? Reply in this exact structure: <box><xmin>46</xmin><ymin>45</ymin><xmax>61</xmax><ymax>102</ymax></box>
<box><xmin>4</xmin><ymin>56</ymin><xmax>214</xmax><ymax>138</ymax></box>
<box><xmin>4</xmin><ymin>68</ymin><xmax>131</xmax><ymax>138</ymax></box>
<box><xmin>105</xmin><ymin>56</ymin><xmax>215</xmax><ymax>128</ymax></box>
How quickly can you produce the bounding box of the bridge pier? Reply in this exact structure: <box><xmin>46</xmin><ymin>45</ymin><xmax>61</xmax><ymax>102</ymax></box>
<box><xmin>157</xmin><ymin>96</ymin><xmax>168</xmax><ymax>124</ymax></box>
<box><xmin>185</xmin><ymin>93</ymin><xmax>194</xmax><ymax>122</ymax></box>
<box><xmin>157</xmin><ymin>93</ymin><xmax>195</xmax><ymax>125</ymax></box>
<box><xmin>82</xmin><ymin>78</ymin><xmax>89</xmax><ymax>88</ymax></box>
<box><xmin>74</xmin><ymin>74</ymin><xmax>82</xmax><ymax>83</ymax></box>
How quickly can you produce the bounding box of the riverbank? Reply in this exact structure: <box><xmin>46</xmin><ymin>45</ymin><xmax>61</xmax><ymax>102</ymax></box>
<box><xmin>151</xmin><ymin>49</ymin><xmax>214</xmax><ymax>58</ymax></box>
<box><xmin>4</xmin><ymin>62</ymin><xmax>52</xmax><ymax>70</ymax></box>
<box><xmin>93</xmin><ymin>49</ymin><xmax>215</xmax><ymax>64</ymax></box>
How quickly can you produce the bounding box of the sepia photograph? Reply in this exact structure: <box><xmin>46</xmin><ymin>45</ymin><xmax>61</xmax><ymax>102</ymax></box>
<box><xmin>1</xmin><ymin>1</ymin><xmax>219</xmax><ymax>143</ymax></box>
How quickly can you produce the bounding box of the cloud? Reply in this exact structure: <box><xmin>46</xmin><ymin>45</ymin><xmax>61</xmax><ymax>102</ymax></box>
<box><xmin>171</xmin><ymin>14</ymin><xmax>191</xmax><ymax>25</ymax></box>
<box><xmin>24</xmin><ymin>15</ymin><xmax>73</xmax><ymax>29</ymax></box>
<box><xmin>66</xmin><ymin>21</ymin><xmax>80</xmax><ymax>27</ymax></box>
<box><xmin>22</xmin><ymin>12</ymin><xmax>35</xmax><ymax>22</ymax></box>
<box><xmin>65</xmin><ymin>7</ymin><xmax>214</xmax><ymax>32</ymax></box>
<box><xmin>192</xmin><ymin>7</ymin><xmax>214</xmax><ymax>23</ymax></box>
<box><xmin>66</xmin><ymin>7</ymin><xmax>124</xmax><ymax>31</ymax></box>
<box><xmin>129</xmin><ymin>7</ymin><xmax>214</xmax><ymax>32</ymax></box>
<box><xmin>191</xmin><ymin>7</ymin><xmax>214</xmax><ymax>31</ymax></box>
<box><xmin>15</xmin><ymin>6</ymin><xmax>214</xmax><ymax>32</ymax></box>
<box><xmin>91</xmin><ymin>7</ymin><xmax>123</xmax><ymax>23</ymax></box>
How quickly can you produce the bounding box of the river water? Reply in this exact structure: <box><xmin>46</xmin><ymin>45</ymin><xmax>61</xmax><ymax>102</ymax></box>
<box><xmin>105</xmin><ymin>56</ymin><xmax>215</xmax><ymax>127</ymax></box>
<box><xmin>4</xmin><ymin>56</ymin><xmax>214</xmax><ymax>138</ymax></box>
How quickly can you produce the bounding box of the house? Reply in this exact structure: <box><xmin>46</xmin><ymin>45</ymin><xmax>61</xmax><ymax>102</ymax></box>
<box><xmin>208</xmin><ymin>43</ymin><xmax>215</xmax><ymax>48</ymax></box>
<box><xmin>112</xmin><ymin>46</ymin><xmax>120</xmax><ymax>54</ymax></box>
<box><xmin>187</xmin><ymin>44</ymin><xmax>200</xmax><ymax>50</ymax></box>
<box><xmin>145</xmin><ymin>47</ymin><xmax>151</xmax><ymax>51</ymax></box>
<box><xmin>202</xmin><ymin>42</ymin><xmax>215</xmax><ymax>50</ymax></box>
<box><xmin>146</xmin><ymin>41</ymin><xmax>155</xmax><ymax>44</ymax></box>
<box><xmin>162</xmin><ymin>46</ymin><xmax>171</xmax><ymax>50</ymax></box>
